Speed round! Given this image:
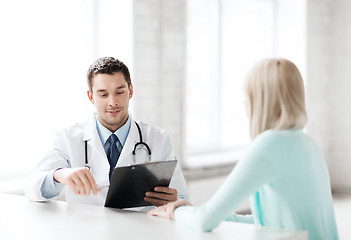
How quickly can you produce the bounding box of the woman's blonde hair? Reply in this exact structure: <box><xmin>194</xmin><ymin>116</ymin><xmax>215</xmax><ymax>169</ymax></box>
<box><xmin>245</xmin><ymin>58</ymin><xmax>307</xmax><ymax>140</ymax></box>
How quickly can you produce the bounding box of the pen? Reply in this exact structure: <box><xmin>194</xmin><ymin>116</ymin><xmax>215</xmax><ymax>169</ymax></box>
<box><xmin>97</xmin><ymin>185</ymin><xmax>110</xmax><ymax>190</ymax></box>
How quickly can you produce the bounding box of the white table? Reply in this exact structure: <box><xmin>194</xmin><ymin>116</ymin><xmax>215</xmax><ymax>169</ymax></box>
<box><xmin>0</xmin><ymin>193</ymin><xmax>307</xmax><ymax>240</ymax></box>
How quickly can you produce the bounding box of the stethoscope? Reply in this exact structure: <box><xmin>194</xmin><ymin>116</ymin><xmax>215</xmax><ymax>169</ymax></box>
<box><xmin>84</xmin><ymin>121</ymin><xmax>152</xmax><ymax>169</ymax></box>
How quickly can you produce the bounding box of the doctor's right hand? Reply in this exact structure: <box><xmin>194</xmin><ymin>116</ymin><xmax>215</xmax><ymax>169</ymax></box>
<box><xmin>53</xmin><ymin>167</ymin><xmax>98</xmax><ymax>196</ymax></box>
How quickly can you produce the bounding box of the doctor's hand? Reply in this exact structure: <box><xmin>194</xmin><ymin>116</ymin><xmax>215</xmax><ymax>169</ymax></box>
<box><xmin>147</xmin><ymin>199</ymin><xmax>191</xmax><ymax>220</ymax></box>
<box><xmin>53</xmin><ymin>167</ymin><xmax>98</xmax><ymax>196</ymax></box>
<box><xmin>144</xmin><ymin>187</ymin><xmax>178</xmax><ymax>207</ymax></box>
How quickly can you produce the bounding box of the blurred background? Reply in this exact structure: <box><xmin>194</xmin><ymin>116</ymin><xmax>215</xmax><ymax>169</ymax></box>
<box><xmin>0</xmin><ymin>0</ymin><xmax>350</xmax><ymax>237</ymax></box>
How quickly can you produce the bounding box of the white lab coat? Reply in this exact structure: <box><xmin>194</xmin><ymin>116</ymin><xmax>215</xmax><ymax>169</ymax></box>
<box><xmin>25</xmin><ymin>113</ymin><xmax>190</xmax><ymax>209</ymax></box>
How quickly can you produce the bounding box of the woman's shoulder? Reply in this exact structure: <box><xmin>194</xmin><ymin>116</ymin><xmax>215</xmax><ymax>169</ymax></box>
<box><xmin>252</xmin><ymin>129</ymin><xmax>306</xmax><ymax>154</ymax></box>
<box><xmin>256</xmin><ymin>129</ymin><xmax>304</xmax><ymax>142</ymax></box>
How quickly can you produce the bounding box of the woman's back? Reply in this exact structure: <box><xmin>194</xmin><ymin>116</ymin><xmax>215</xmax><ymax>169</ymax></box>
<box><xmin>249</xmin><ymin>129</ymin><xmax>338</xmax><ymax>239</ymax></box>
<box><xmin>173</xmin><ymin>129</ymin><xmax>338</xmax><ymax>240</ymax></box>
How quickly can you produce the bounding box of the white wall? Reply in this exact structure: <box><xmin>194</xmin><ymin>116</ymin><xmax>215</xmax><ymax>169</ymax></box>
<box><xmin>132</xmin><ymin>0</ymin><xmax>186</xmax><ymax>163</ymax></box>
<box><xmin>329</xmin><ymin>0</ymin><xmax>351</xmax><ymax>191</ymax></box>
<box><xmin>306</xmin><ymin>0</ymin><xmax>351</xmax><ymax>192</ymax></box>
<box><xmin>305</xmin><ymin>0</ymin><xmax>333</xmax><ymax>174</ymax></box>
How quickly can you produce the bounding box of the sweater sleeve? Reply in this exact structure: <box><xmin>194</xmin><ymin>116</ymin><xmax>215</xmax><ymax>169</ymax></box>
<box><xmin>174</xmin><ymin>134</ymin><xmax>279</xmax><ymax>231</ymax></box>
<box><xmin>225</xmin><ymin>213</ymin><xmax>254</xmax><ymax>224</ymax></box>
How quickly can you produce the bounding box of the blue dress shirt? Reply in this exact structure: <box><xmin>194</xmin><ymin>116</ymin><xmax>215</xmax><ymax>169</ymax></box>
<box><xmin>96</xmin><ymin>115</ymin><xmax>131</xmax><ymax>155</ymax></box>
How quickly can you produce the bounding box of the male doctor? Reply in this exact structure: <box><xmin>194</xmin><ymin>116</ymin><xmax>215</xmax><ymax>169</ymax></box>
<box><xmin>25</xmin><ymin>57</ymin><xmax>189</xmax><ymax>209</ymax></box>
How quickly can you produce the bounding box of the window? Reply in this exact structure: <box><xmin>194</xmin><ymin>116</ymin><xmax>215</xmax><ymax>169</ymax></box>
<box><xmin>0</xmin><ymin>0</ymin><xmax>132</xmax><ymax>178</ymax></box>
<box><xmin>185</xmin><ymin>0</ymin><xmax>305</xmax><ymax>167</ymax></box>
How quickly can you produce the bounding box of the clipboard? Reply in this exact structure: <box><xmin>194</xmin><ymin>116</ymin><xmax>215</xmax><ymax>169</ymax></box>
<box><xmin>104</xmin><ymin>160</ymin><xmax>177</xmax><ymax>209</ymax></box>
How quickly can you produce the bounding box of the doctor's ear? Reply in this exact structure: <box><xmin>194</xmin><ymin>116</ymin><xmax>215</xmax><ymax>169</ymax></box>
<box><xmin>87</xmin><ymin>90</ymin><xmax>95</xmax><ymax>104</ymax></box>
<box><xmin>129</xmin><ymin>84</ymin><xmax>134</xmax><ymax>99</ymax></box>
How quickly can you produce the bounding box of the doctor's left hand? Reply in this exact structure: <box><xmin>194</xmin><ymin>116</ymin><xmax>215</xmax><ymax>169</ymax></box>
<box><xmin>144</xmin><ymin>186</ymin><xmax>178</xmax><ymax>207</ymax></box>
<box><xmin>53</xmin><ymin>167</ymin><xmax>98</xmax><ymax>196</ymax></box>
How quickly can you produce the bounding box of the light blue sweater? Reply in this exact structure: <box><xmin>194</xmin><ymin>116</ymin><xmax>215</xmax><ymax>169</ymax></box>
<box><xmin>175</xmin><ymin>129</ymin><xmax>338</xmax><ymax>240</ymax></box>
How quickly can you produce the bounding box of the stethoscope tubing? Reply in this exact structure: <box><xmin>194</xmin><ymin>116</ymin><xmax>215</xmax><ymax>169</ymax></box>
<box><xmin>85</xmin><ymin>121</ymin><xmax>152</xmax><ymax>168</ymax></box>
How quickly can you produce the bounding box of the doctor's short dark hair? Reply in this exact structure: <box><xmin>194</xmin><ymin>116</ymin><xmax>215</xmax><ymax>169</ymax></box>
<box><xmin>87</xmin><ymin>57</ymin><xmax>132</xmax><ymax>92</ymax></box>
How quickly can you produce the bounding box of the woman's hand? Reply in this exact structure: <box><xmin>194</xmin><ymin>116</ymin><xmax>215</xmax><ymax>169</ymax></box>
<box><xmin>147</xmin><ymin>199</ymin><xmax>191</xmax><ymax>220</ymax></box>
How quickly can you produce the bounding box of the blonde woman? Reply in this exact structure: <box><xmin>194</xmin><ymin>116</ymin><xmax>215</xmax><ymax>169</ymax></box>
<box><xmin>148</xmin><ymin>58</ymin><xmax>339</xmax><ymax>240</ymax></box>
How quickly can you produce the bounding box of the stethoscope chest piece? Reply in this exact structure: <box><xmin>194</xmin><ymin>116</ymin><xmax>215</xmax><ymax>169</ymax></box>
<box><xmin>132</xmin><ymin>121</ymin><xmax>151</xmax><ymax>163</ymax></box>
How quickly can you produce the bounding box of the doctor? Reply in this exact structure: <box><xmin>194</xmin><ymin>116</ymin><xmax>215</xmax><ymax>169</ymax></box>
<box><xmin>25</xmin><ymin>57</ymin><xmax>190</xmax><ymax>209</ymax></box>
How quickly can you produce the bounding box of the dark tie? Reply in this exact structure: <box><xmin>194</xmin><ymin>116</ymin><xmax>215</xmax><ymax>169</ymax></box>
<box><xmin>108</xmin><ymin>134</ymin><xmax>120</xmax><ymax>181</ymax></box>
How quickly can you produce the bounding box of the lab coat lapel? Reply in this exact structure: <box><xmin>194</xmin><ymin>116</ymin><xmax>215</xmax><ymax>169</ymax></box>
<box><xmin>83</xmin><ymin>114</ymin><xmax>106</xmax><ymax>158</ymax></box>
<box><xmin>116</xmin><ymin>117</ymin><xmax>139</xmax><ymax>167</ymax></box>
<box><xmin>83</xmin><ymin>113</ymin><xmax>110</xmax><ymax>185</ymax></box>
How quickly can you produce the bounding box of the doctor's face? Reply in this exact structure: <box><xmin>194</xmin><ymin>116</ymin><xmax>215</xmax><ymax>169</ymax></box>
<box><xmin>87</xmin><ymin>72</ymin><xmax>133</xmax><ymax>132</ymax></box>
